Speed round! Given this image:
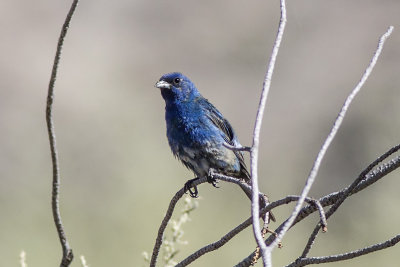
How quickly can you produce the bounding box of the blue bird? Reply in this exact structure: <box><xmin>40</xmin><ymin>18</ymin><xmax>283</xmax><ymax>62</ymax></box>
<box><xmin>155</xmin><ymin>72</ymin><xmax>250</xmax><ymax>197</ymax></box>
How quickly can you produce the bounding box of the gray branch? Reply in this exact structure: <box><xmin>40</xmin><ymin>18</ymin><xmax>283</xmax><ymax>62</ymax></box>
<box><xmin>175</xmin><ymin>196</ymin><xmax>326</xmax><ymax>267</ymax></box>
<box><xmin>300</xmin><ymin>142</ymin><xmax>400</xmax><ymax>258</ymax></box>
<box><xmin>235</xmin><ymin>146</ymin><xmax>400</xmax><ymax>266</ymax></box>
<box><xmin>263</xmin><ymin>25</ymin><xmax>394</xmax><ymax>265</ymax></box>
<box><xmin>154</xmin><ymin>145</ymin><xmax>400</xmax><ymax>267</ymax></box>
<box><xmin>150</xmin><ymin>25</ymin><xmax>397</xmax><ymax>267</ymax></box>
<box><xmin>149</xmin><ymin>174</ymin><xmax>272</xmax><ymax>267</ymax></box>
<box><xmin>249</xmin><ymin>0</ymin><xmax>287</xmax><ymax>265</ymax></box>
<box><xmin>286</xmin><ymin>234</ymin><xmax>400</xmax><ymax>267</ymax></box>
<box><xmin>46</xmin><ymin>1</ymin><xmax>79</xmax><ymax>266</ymax></box>
<box><xmin>223</xmin><ymin>142</ymin><xmax>251</xmax><ymax>152</ymax></box>
<box><xmin>149</xmin><ymin>177</ymin><xmax>207</xmax><ymax>267</ymax></box>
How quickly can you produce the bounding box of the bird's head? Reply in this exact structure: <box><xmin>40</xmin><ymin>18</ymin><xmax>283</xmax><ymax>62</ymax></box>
<box><xmin>155</xmin><ymin>72</ymin><xmax>201</xmax><ymax>103</ymax></box>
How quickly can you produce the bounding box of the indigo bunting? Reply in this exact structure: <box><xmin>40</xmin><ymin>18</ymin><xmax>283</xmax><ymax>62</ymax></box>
<box><xmin>155</xmin><ymin>72</ymin><xmax>250</xmax><ymax>197</ymax></box>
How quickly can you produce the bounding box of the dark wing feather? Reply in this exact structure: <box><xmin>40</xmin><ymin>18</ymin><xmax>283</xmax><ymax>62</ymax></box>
<box><xmin>200</xmin><ymin>99</ymin><xmax>250</xmax><ymax>180</ymax></box>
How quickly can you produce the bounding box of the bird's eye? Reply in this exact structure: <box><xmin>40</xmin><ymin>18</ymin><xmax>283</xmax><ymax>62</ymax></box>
<box><xmin>173</xmin><ymin>78</ymin><xmax>182</xmax><ymax>85</ymax></box>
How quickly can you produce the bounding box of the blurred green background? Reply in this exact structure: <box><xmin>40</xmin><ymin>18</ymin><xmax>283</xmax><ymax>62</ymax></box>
<box><xmin>1</xmin><ymin>0</ymin><xmax>400</xmax><ymax>266</ymax></box>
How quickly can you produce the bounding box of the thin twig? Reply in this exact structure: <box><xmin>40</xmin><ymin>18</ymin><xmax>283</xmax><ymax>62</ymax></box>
<box><xmin>300</xmin><ymin>143</ymin><xmax>400</xmax><ymax>258</ymax></box>
<box><xmin>175</xmin><ymin>216</ymin><xmax>255</xmax><ymax>267</ymax></box>
<box><xmin>303</xmin><ymin>198</ymin><xmax>327</xmax><ymax>232</ymax></box>
<box><xmin>299</xmin><ymin>26</ymin><xmax>394</xmax><ymax>258</ymax></box>
<box><xmin>265</xmin><ymin>25</ymin><xmax>394</xmax><ymax>264</ymax></box>
<box><xmin>175</xmin><ymin>150</ymin><xmax>400</xmax><ymax>267</ymax></box>
<box><xmin>250</xmin><ymin>0</ymin><xmax>287</xmax><ymax>265</ymax></box>
<box><xmin>150</xmin><ymin>173</ymin><xmax>274</xmax><ymax>266</ymax></box>
<box><xmin>235</xmin><ymin>146</ymin><xmax>400</xmax><ymax>266</ymax></box>
<box><xmin>175</xmin><ymin>195</ymin><xmax>304</xmax><ymax>267</ymax></box>
<box><xmin>211</xmin><ymin>172</ymin><xmax>274</xmax><ymax>222</ymax></box>
<box><xmin>149</xmin><ymin>177</ymin><xmax>207</xmax><ymax>267</ymax></box>
<box><xmin>223</xmin><ymin>142</ymin><xmax>252</xmax><ymax>152</ymax></box>
<box><xmin>174</xmin><ymin>195</ymin><xmax>325</xmax><ymax>266</ymax></box>
<box><xmin>46</xmin><ymin>1</ymin><xmax>79</xmax><ymax>266</ymax></box>
<box><xmin>286</xmin><ymin>234</ymin><xmax>400</xmax><ymax>267</ymax></box>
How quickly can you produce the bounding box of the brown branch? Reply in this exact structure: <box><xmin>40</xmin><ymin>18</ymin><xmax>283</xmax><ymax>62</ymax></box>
<box><xmin>46</xmin><ymin>1</ymin><xmax>79</xmax><ymax>266</ymax></box>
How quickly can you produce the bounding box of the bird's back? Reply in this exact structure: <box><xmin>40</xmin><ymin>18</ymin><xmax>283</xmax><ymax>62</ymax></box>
<box><xmin>165</xmin><ymin>95</ymin><xmax>250</xmax><ymax>182</ymax></box>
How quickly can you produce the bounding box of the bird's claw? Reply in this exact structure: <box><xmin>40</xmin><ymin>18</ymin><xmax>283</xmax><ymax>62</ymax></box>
<box><xmin>184</xmin><ymin>178</ymin><xmax>199</xmax><ymax>198</ymax></box>
<box><xmin>207</xmin><ymin>168</ymin><xmax>219</xmax><ymax>188</ymax></box>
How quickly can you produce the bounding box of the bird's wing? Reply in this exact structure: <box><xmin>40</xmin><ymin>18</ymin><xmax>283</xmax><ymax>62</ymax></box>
<box><xmin>199</xmin><ymin>98</ymin><xmax>235</xmax><ymax>144</ymax></box>
<box><xmin>200</xmin><ymin>98</ymin><xmax>250</xmax><ymax>179</ymax></box>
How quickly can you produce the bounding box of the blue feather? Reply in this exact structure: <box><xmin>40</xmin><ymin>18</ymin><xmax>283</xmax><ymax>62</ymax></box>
<box><xmin>156</xmin><ymin>72</ymin><xmax>250</xmax><ymax>181</ymax></box>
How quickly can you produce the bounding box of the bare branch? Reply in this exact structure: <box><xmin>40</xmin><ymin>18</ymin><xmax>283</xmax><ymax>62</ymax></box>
<box><xmin>174</xmin><ymin>148</ymin><xmax>400</xmax><ymax>267</ymax></box>
<box><xmin>249</xmin><ymin>0</ymin><xmax>287</xmax><ymax>265</ymax></box>
<box><xmin>174</xmin><ymin>211</ymin><xmax>254</xmax><ymax>267</ymax></box>
<box><xmin>175</xmin><ymin>195</ymin><xmax>325</xmax><ymax>267</ymax></box>
<box><xmin>175</xmin><ymin>196</ymin><xmax>301</xmax><ymax>267</ymax></box>
<box><xmin>149</xmin><ymin>173</ymin><xmax>263</xmax><ymax>266</ymax></box>
<box><xmin>223</xmin><ymin>142</ymin><xmax>251</xmax><ymax>152</ymax></box>
<box><xmin>236</xmin><ymin>145</ymin><xmax>400</xmax><ymax>266</ymax></box>
<box><xmin>265</xmin><ymin>26</ymin><xmax>395</xmax><ymax>263</ymax></box>
<box><xmin>150</xmin><ymin>172</ymin><xmax>276</xmax><ymax>266</ymax></box>
<box><xmin>300</xmin><ymin>143</ymin><xmax>400</xmax><ymax>258</ymax></box>
<box><xmin>46</xmin><ymin>1</ymin><xmax>79</xmax><ymax>266</ymax></box>
<box><xmin>304</xmin><ymin>198</ymin><xmax>327</xmax><ymax>233</ymax></box>
<box><xmin>210</xmin><ymin>172</ymin><xmax>274</xmax><ymax>222</ymax></box>
<box><xmin>286</xmin><ymin>234</ymin><xmax>400</xmax><ymax>267</ymax></box>
<box><xmin>175</xmin><ymin>144</ymin><xmax>400</xmax><ymax>267</ymax></box>
<box><xmin>150</xmin><ymin>177</ymin><xmax>207</xmax><ymax>267</ymax></box>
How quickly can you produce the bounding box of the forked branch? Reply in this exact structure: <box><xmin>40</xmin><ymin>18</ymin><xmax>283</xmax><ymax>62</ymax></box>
<box><xmin>249</xmin><ymin>0</ymin><xmax>287</xmax><ymax>265</ymax></box>
<box><xmin>261</xmin><ymin>25</ymin><xmax>394</xmax><ymax>266</ymax></box>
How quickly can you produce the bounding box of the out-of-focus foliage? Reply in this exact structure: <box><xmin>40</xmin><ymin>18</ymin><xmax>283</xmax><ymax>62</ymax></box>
<box><xmin>143</xmin><ymin>196</ymin><xmax>198</xmax><ymax>267</ymax></box>
<box><xmin>1</xmin><ymin>1</ymin><xmax>399</xmax><ymax>266</ymax></box>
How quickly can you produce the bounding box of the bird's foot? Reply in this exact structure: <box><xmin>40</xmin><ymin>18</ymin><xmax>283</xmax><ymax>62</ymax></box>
<box><xmin>184</xmin><ymin>178</ymin><xmax>199</xmax><ymax>198</ymax></box>
<box><xmin>207</xmin><ymin>168</ymin><xmax>219</xmax><ymax>188</ymax></box>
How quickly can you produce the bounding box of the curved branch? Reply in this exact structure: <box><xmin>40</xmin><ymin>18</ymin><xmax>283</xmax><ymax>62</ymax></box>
<box><xmin>300</xmin><ymin>143</ymin><xmax>400</xmax><ymax>258</ymax></box>
<box><xmin>46</xmin><ymin>1</ymin><xmax>79</xmax><ymax>266</ymax></box>
<box><xmin>236</xmin><ymin>147</ymin><xmax>400</xmax><ymax>266</ymax></box>
<box><xmin>173</xmin><ymin>145</ymin><xmax>400</xmax><ymax>267</ymax></box>
<box><xmin>211</xmin><ymin>172</ymin><xmax>274</xmax><ymax>222</ymax></box>
<box><xmin>286</xmin><ymin>234</ymin><xmax>400</xmax><ymax>267</ymax></box>
<box><xmin>173</xmin><ymin>148</ymin><xmax>400</xmax><ymax>267</ymax></box>
<box><xmin>175</xmin><ymin>196</ymin><xmax>325</xmax><ymax>267</ymax></box>
<box><xmin>265</xmin><ymin>25</ymin><xmax>395</xmax><ymax>263</ymax></box>
<box><xmin>250</xmin><ymin>0</ymin><xmax>287</xmax><ymax>265</ymax></box>
<box><xmin>150</xmin><ymin>173</ymin><xmax>274</xmax><ymax>267</ymax></box>
<box><xmin>149</xmin><ymin>177</ymin><xmax>207</xmax><ymax>267</ymax></box>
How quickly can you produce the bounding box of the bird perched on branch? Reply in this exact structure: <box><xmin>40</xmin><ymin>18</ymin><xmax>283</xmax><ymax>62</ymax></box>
<box><xmin>155</xmin><ymin>72</ymin><xmax>251</xmax><ymax>197</ymax></box>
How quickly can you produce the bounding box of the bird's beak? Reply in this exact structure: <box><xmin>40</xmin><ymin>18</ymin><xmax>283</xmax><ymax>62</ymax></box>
<box><xmin>155</xmin><ymin>80</ymin><xmax>171</xmax><ymax>89</ymax></box>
